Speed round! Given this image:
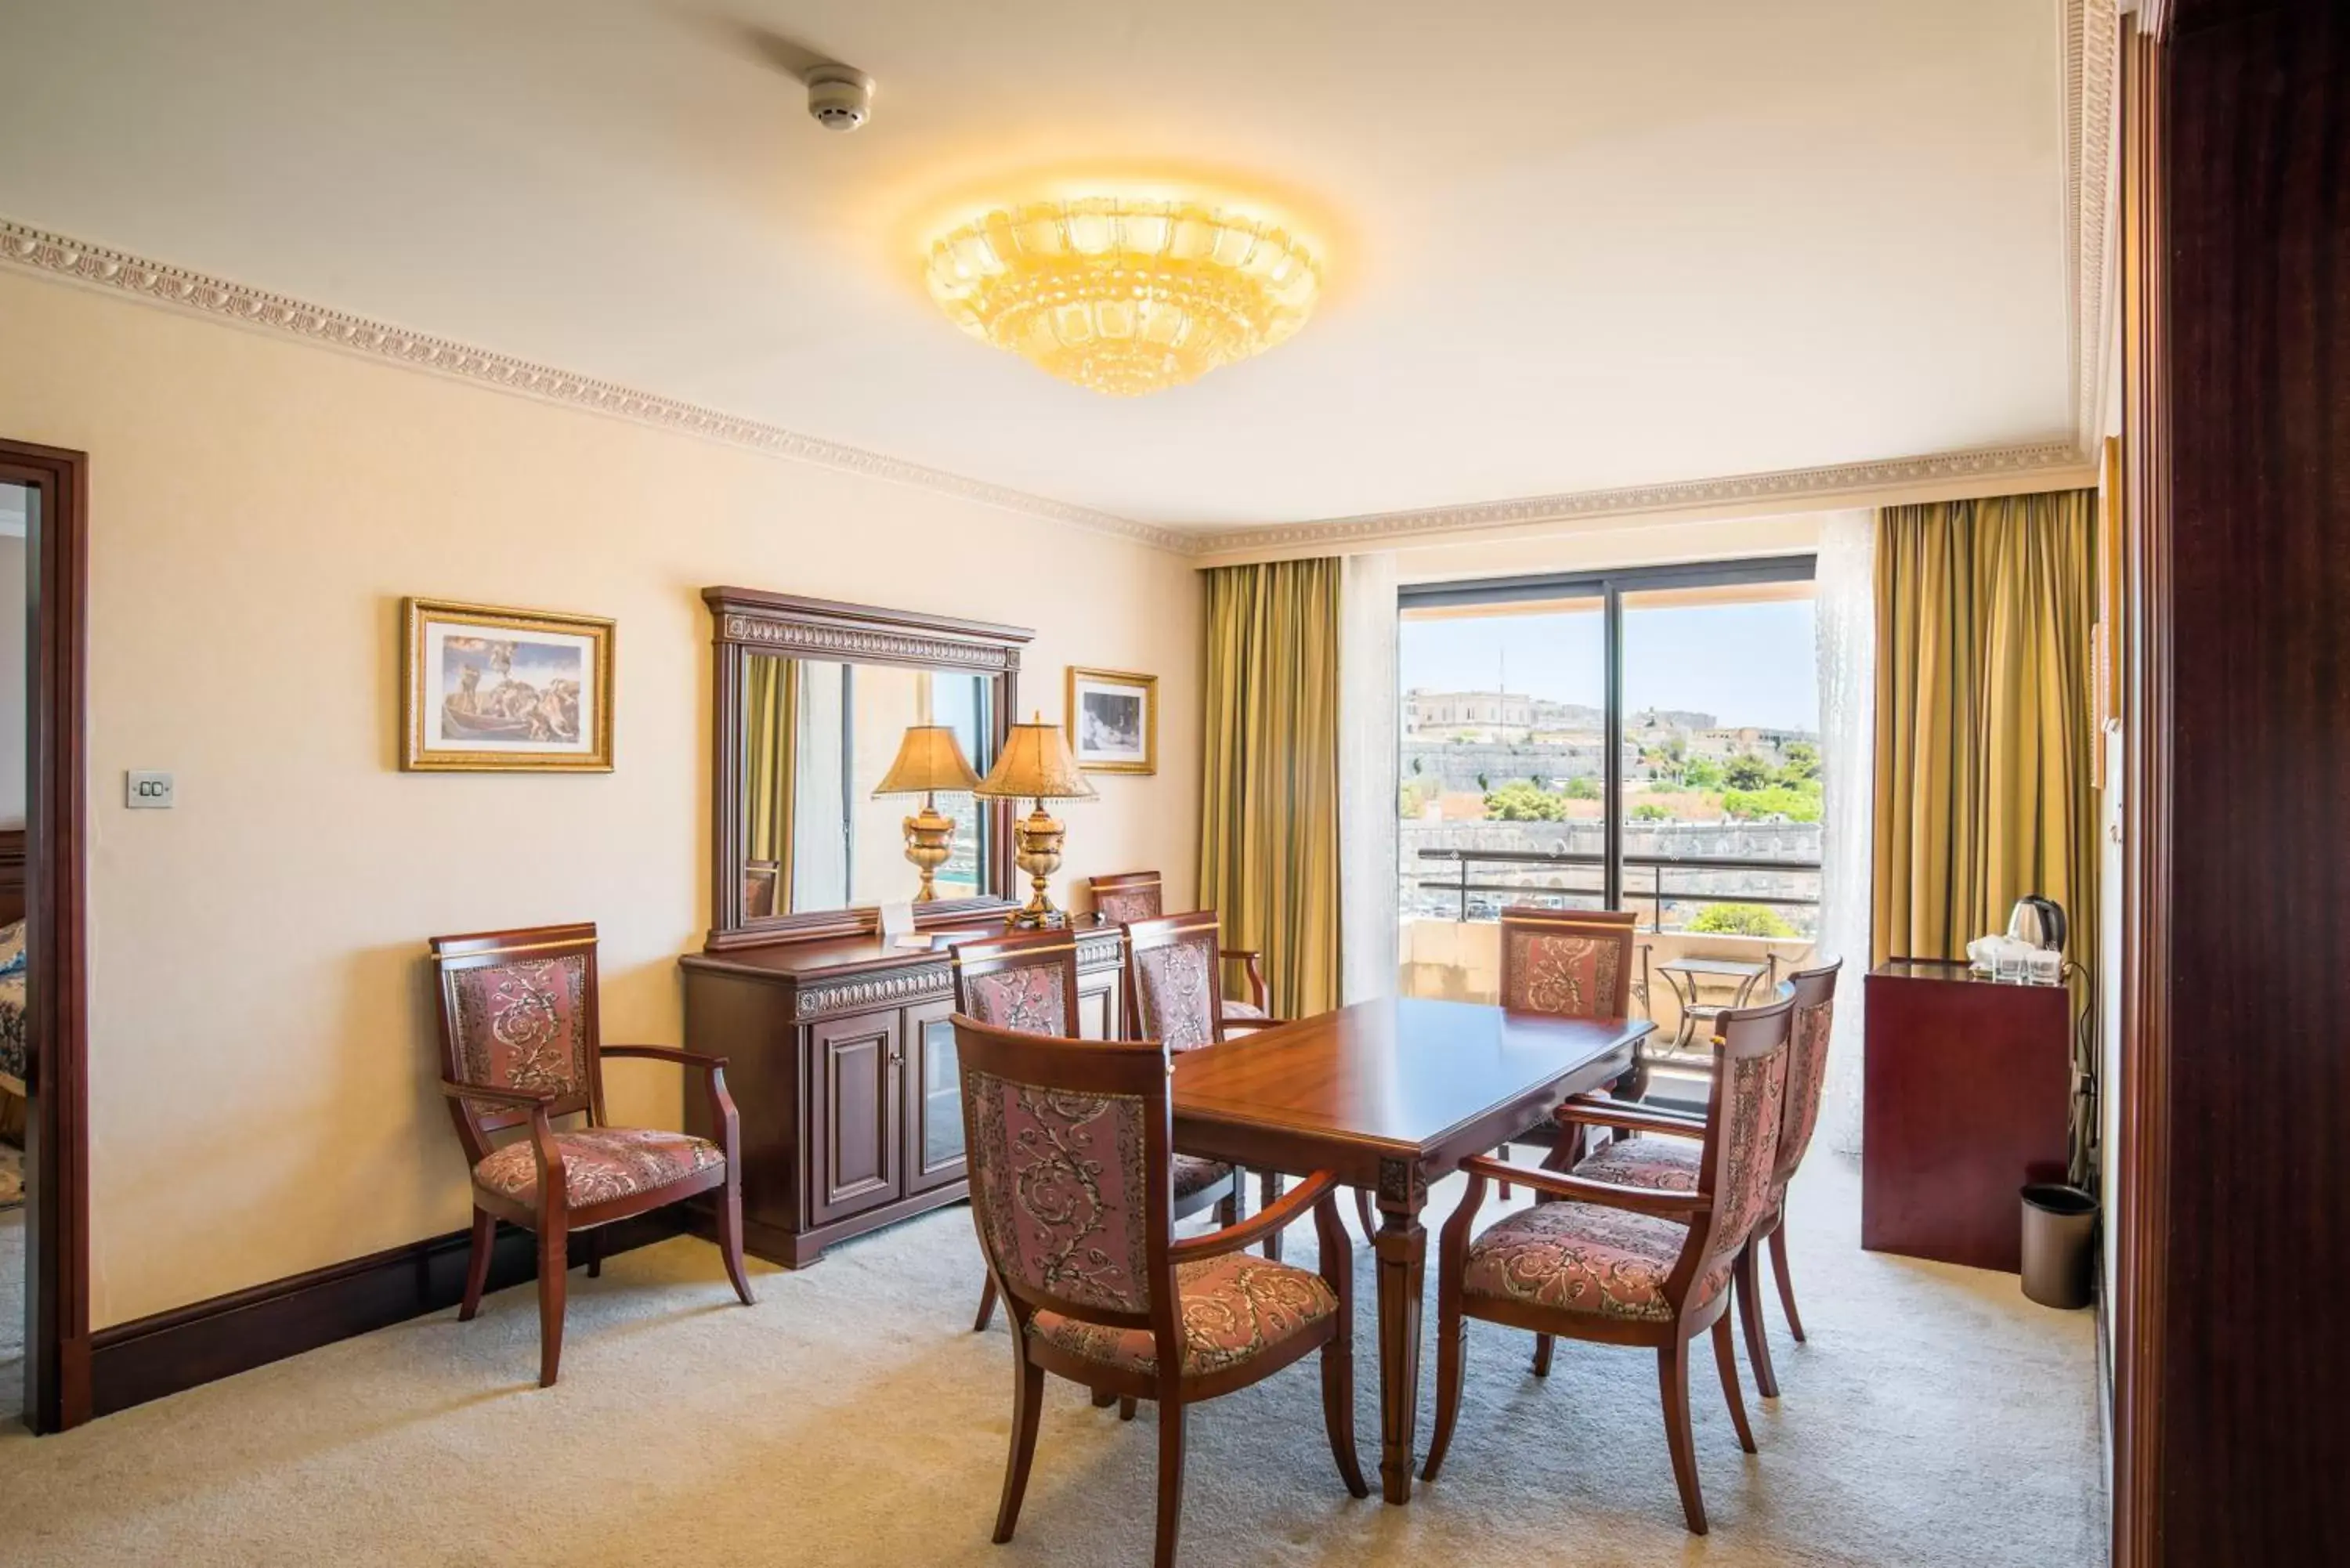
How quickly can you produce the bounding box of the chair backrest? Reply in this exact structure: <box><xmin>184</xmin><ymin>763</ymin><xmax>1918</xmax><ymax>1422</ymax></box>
<box><xmin>951</xmin><ymin>928</ymin><xmax>1083</xmax><ymax>1036</ymax></box>
<box><xmin>1676</xmin><ymin>994</ymin><xmax>1794</xmax><ymax>1310</ymax></box>
<box><xmin>1089</xmin><ymin>870</ymin><xmax>1164</xmax><ymax>927</ymax></box>
<box><xmin>431</xmin><ymin>922</ymin><xmax>605</xmax><ymax>1165</ymax></box>
<box><xmin>954</xmin><ymin>1015</ymin><xmax>1178</xmax><ymax>1352</ymax></box>
<box><xmin>1497</xmin><ymin>906</ymin><xmax>1639</xmax><ymax>1018</ymax></box>
<box><xmin>1772</xmin><ymin>958</ymin><xmax>1843</xmax><ymax>1187</ymax></box>
<box><xmin>1123</xmin><ymin>910</ymin><xmax>1228</xmax><ymax>1051</ymax></box>
<box><xmin>743</xmin><ymin>860</ymin><xmax>781</xmax><ymax>919</ymax></box>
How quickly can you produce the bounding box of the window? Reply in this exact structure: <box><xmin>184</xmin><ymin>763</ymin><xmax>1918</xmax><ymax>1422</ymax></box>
<box><xmin>1397</xmin><ymin>558</ymin><xmax>1820</xmax><ymax>981</ymax></box>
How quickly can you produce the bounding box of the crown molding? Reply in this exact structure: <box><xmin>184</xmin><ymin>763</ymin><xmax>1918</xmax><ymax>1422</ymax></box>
<box><xmin>0</xmin><ymin>217</ymin><xmax>1189</xmax><ymax>555</ymax></box>
<box><xmin>2067</xmin><ymin>0</ymin><xmax>2124</xmax><ymax>450</ymax></box>
<box><xmin>1182</xmin><ymin>440</ymin><xmax>2092</xmax><ymax>558</ymax></box>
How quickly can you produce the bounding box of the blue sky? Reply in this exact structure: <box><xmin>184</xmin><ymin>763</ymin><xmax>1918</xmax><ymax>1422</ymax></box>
<box><xmin>1401</xmin><ymin>599</ymin><xmax>1819</xmax><ymax>732</ymax></box>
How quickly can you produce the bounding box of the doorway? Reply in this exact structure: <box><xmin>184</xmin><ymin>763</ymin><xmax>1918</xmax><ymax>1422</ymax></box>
<box><xmin>0</xmin><ymin>439</ymin><xmax>89</xmax><ymax>1434</ymax></box>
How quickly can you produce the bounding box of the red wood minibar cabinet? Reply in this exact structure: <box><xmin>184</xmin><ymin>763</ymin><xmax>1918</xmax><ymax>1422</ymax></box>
<box><xmin>1861</xmin><ymin>959</ymin><xmax>2073</xmax><ymax>1274</ymax></box>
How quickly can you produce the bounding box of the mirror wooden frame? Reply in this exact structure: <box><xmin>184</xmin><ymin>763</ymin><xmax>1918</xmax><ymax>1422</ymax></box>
<box><xmin>703</xmin><ymin>587</ymin><xmax>1031</xmax><ymax>951</ymax></box>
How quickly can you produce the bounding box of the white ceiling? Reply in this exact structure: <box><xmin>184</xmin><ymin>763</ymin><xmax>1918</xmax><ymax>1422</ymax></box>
<box><xmin>0</xmin><ymin>0</ymin><xmax>2073</xmax><ymax>531</ymax></box>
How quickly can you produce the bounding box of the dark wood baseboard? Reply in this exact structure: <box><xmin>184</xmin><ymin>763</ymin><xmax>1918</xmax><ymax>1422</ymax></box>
<box><xmin>86</xmin><ymin>1209</ymin><xmax>689</xmax><ymax>1418</ymax></box>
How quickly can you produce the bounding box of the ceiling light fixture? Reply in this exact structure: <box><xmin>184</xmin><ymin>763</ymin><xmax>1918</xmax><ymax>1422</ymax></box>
<box><xmin>923</xmin><ymin>197</ymin><xmax>1322</xmax><ymax>396</ymax></box>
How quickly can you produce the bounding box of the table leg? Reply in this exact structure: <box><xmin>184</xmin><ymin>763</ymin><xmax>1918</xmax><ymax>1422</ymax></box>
<box><xmin>1372</xmin><ymin>1158</ymin><xmax>1428</xmax><ymax>1505</ymax></box>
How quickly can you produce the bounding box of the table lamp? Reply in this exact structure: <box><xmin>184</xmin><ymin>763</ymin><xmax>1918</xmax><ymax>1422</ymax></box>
<box><xmin>974</xmin><ymin>714</ymin><xmax>1097</xmax><ymax>929</ymax></box>
<box><xmin>872</xmin><ymin>724</ymin><xmax>984</xmax><ymax>902</ymax></box>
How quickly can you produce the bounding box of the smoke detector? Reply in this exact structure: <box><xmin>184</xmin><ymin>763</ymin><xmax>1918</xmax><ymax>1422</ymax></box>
<box><xmin>804</xmin><ymin>64</ymin><xmax>874</xmax><ymax>132</ymax></box>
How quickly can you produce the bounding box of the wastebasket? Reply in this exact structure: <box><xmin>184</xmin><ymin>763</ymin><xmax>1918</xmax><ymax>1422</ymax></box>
<box><xmin>2019</xmin><ymin>1183</ymin><xmax>2098</xmax><ymax>1309</ymax></box>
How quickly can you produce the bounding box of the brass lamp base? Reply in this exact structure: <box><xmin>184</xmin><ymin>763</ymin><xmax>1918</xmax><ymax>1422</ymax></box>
<box><xmin>901</xmin><ymin>795</ymin><xmax>956</xmax><ymax>903</ymax></box>
<box><xmin>1007</xmin><ymin>802</ymin><xmax>1068</xmax><ymax>930</ymax></box>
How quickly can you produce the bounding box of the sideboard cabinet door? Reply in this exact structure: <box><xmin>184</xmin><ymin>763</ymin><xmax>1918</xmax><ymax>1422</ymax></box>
<box><xmin>807</xmin><ymin>1010</ymin><xmax>902</xmax><ymax>1227</ymax></box>
<box><xmin>1076</xmin><ymin>965</ymin><xmax>1121</xmax><ymax>1041</ymax></box>
<box><xmin>904</xmin><ymin>999</ymin><xmax>968</xmax><ymax>1194</ymax></box>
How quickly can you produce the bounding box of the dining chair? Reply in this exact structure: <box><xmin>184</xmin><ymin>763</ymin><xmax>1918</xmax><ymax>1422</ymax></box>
<box><xmin>431</xmin><ymin>922</ymin><xmax>754</xmax><ymax>1388</ymax></box>
<box><xmin>955</xmin><ymin>928</ymin><xmax>1240</xmax><ymax>1334</ymax></box>
<box><xmin>1123</xmin><ymin>909</ymin><xmax>1291</xmax><ymax>1259</ymax></box>
<box><xmin>1567</xmin><ymin>958</ymin><xmax>1842</xmax><ymax>1397</ymax></box>
<box><xmin>1492</xmin><ymin>906</ymin><xmax>1642</xmax><ymax>1190</ymax></box>
<box><xmin>955</xmin><ymin>1014</ymin><xmax>1366</xmax><ymax>1568</ymax></box>
<box><xmin>1087</xmin><ymin>870</ymin><xmax>1268</xmax><ymax>1019</ymax></box>
<box><xmin>1422</xmin><ymin>992</ymin><xmax>1795</xmax><ymax>1535</ymax></box>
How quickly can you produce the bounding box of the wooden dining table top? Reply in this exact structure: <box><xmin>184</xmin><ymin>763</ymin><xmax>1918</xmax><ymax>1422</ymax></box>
<box><xmin>1173</xmin><ymin>995</ymin><xmax>1651</xmax><ymax>1176</ymax></box>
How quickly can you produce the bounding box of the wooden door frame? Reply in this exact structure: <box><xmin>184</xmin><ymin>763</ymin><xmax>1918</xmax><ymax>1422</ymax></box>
<box><xmin>0</xmin><ymin>438</ymin><xmax>92</xmax><ymax>1433</ymax></box>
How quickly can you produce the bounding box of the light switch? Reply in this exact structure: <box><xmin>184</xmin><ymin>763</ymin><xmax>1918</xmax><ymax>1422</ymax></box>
<box><xmin>126</xmin><ymin>771</ymin><xmax>175</xmax><ymax>809</ymax></box>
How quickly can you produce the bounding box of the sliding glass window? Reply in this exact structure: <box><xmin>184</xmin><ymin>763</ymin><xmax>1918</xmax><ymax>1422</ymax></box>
<box><xmin>1396</xmin><ymin>558</ymin><xmax>1820</xmax><ymax>1000</ymax></box>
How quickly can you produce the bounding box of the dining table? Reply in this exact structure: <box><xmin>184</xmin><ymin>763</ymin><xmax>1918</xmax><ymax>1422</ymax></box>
<box><xmin>1172</xmin><ymin>995</ymin><xmax>1654</xmax><ymax>1505</ymax></box>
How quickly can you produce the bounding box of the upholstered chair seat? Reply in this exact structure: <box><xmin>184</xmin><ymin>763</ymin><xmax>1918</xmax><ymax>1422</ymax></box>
<box><xmin>1573</xmin><ymin>1136</ymin><xmax>1703</xmax><ymax>1194</ymax></box>
<box><xmin>1029</xmin><ymin>1251</ymin><xmax>1340</xmax><ymax>1378</ymax></box>
<box><xmin>472</xmin><ymin>1127</ymin><xmax>726</xmax><ymax>1209</ymax></box>
<box><xmin>1460</xmin><ymin>1201</ymin><xmax>1726</xmax><ymax>1324</ymax></box>
<box><xmin>1221</xmin><ymin>999</ymin><xmax>1267</xmax><ymax>1022</ymax></box>
<box><xmin>1173</xmin><ymin>1154</ymin><xmax>1237</xmax><ymax>1200</ymax></box>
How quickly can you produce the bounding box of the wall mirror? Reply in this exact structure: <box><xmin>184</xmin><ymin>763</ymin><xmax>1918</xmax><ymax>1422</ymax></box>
<box><xmin>705</xmin><ymin>588</ymin><xmax>1031</xmax><ymax>948</ymax></box>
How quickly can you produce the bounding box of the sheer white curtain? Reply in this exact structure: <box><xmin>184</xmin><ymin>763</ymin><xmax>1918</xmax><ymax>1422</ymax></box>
<box><xmin>1814</xmin><ymin>508</ymin><xmax>1875</xmax><ymax>1154</ymax></box>
<box><xmin>1339</xmin><ymin>551</ymin><xmax>1401</xmax><ymax>1003</ymax></box>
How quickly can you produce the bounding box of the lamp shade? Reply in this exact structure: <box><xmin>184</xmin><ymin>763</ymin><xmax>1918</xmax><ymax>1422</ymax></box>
<box><xmin>873</xmin><ymin>725</ymin><xmax>982</xmax><ymax>797</ymax></box>
<box><xmin>975</xmin><ymin>717</ymin><xmax>1097</xmax><ymax>802</ymax></box>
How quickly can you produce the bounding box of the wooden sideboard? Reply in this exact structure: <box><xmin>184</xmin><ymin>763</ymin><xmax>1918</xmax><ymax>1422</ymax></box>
<box><xmin>680</xmin><ymin>925</ymin><xmax>1126</xmax><ymax>1267</ymax></box>
<box><xmin>1861</xmin><ymin>959</ymin><xmax>2073</xmax><ymax>1273</ymax></box>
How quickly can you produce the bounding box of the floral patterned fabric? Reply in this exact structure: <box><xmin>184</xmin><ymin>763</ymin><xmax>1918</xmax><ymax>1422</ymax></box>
<box><xmin>1028</xmin><ymin>1251</ymin><xmax>1337</xmax><ymax>1377</ymax></box>
<box><xmin>960</xmin><ymin>966</ymin><xmax>1069</xmax><ymax>1035</ymax></box>
<box><xmin>472</xmin><ymin>1126</ymin><xmax>723</xmax><ymax>1209</ymax></box>
<box><xmin>1133</xmin><ymin>938</ymin><xmax>1219</xmax><ymax>1051</ymax></box>
<box><xmin>448</xmin><ymin>955</ymin><xmax>592</xmax><ymax>1100</ymax></box>
<box><xmin>1094</xmin><ymin>887</ymin><xmax>1162</xmax><ymax>926</ymax></box>
<box><xmin>1462</xmin><ymin>1200</ymin><xmax>1702</xmax><ymax>1322</ymax></box>
<box><xmin>1694</xmin><ymin>1045</ymin><xmax>1788</xmax><ymax>1288</ymax></box>
<box><xmin>1500</xmin><ymin>928</ymin><xmax>1625</xmax><ymax>1018</ymax></box>
<box><xmin>0</xmin><ymin>970</ymin><xmax>25</xmax><ymax>1091</ymax></box>
<box><xmin>1574</xmin><ymin>1136</ymin><xmax>1703</xmax><ymax>1193</ymax></box>
<box><xmin>1223</xmin><ymin>999</ymin><xmax>1267</xmax><ymax>1022</ymax></box>
<box><xmin>1173</xmin><ymin>1154</ymin><xmax>1234</xmax><ymax>1200</ymax></box>
<box><xmin>1775</xmin><ymin>997</ymin><xmax>1835</xmax><ymax>1183</ymax></box>
<box><xmin>965</xmin><ymin>1070</ymin><xmax>1154</xmax><ymax>1315</ymax></box>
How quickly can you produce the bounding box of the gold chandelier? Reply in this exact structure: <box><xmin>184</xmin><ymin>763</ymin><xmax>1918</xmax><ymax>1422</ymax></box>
<box><xmin>924</xmin><ymin>197</ymin><xmax>1322</xmax><ymax>396</ymax></box>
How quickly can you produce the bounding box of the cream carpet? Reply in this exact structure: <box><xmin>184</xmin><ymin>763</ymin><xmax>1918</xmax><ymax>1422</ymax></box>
<box><xmin>0</xmin><ymin>1155</ymin><xmax>2102</xmax><ymax>1566</ymax></box>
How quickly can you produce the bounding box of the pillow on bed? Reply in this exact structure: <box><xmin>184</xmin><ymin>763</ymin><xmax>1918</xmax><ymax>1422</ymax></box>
<box><xmin>0</xmin><ymin>919</ymin><xmax>25</xmax><ymax>978</ymax></box>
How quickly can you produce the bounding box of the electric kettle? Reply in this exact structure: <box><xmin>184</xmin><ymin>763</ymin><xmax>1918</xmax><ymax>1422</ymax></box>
<box><xmin>2005</xmin><ymin>894</ymin><xmax>2067</xmax><ymax>952</ymax></box>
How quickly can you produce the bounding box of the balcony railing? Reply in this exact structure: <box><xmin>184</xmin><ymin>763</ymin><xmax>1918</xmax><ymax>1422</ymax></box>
<box><xmin>1409</xmin><ymin>846</ymin><xmax>1822</xmax><ymax>932</ymax></box>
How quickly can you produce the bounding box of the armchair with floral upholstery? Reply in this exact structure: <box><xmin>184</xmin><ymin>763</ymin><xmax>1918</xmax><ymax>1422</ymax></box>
<box><xmin>955</xmin><ymin>1014</ymin><xmax>1364</xmax><ymax>1568</ymax></box>
<box><xmin>953</xmin><ymin>927</ymin><xmax>1240</xmax><ymax>1335</ymax></box>
<box><xmin>1087</xmin><ymin>871</ymin><xmax>1268</xmax><ymax>1019</ymax></box>
<box><xmin>1421</xmin><ymin>993</ymin><xmax>1795</xmax><ymax>1535</ymax></box>
<box><xmin>432</xmin><ymin>922</ymin><xmax>754</xmax><ymax>1388</ymax></box>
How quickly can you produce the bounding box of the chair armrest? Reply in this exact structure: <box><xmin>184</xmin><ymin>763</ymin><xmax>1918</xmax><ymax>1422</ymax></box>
<box><xmin>1552</xmin><ymin>1100</ymin><xmax>1705</xmax><ymax>1139</ymax></box>
<box><xmin>438</xmin><ymin>1079</ymin><xmax>554</xmax><ymax>1108</ymax></box>
<box><xmin>601</xmin><ymin>1044</ymin><xmax>729</xmax><ymax>1071</ymax></box>
<box><xmin>1219</xmin><ymin>948</ymin><xmax>1269</xmax><ymax>1013</ymax></box>
<box><xmin>1564</xmin><ymin>1091</ymin><xmax>1705</xmax><ymax>1129</ymax></box>
<box><xmin>1456</xmin><ymin>1155</ymin><xmax>1709</xmax><ymax>1221</ymax></box>
<box><xmin>1224</xmin><ymin>1015</ymin><xmax>1292</xmax><ymax>1035</ymax></box>
<box><xmin>1170</xmin><ymin>1172</ymin><xmax>1339</xmax><ymax>1263</ymax></box>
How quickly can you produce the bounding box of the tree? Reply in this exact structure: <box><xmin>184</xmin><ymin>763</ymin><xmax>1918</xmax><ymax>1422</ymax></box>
<box><xmin>1688</xmin><ymin>903</ymin><xmax>1796</xmax><ymax>938</ymax></box>
<box><xmin>1683</xmin><ymin>757</ymin><xmax>1726</xmax><ymax>790</ymax></box>
<box><xmin>1630</xmin><ymin>801</ymin><xmax>1672</xmax><ymax>821</ymax></box>
<box><xmin>1562</xmin><ymin>774</ymin><xmax>1600</xmax><ymax>800</ymax></box>
<box><xmin>1484</xmin><ymin>781</ymin><xmax>1567</xmax><ymax>821</ymax></box>
<box><xmin>1723</xmin><ymin>784</ymin><xmax>1823</xmax><ymax>822</ymax></box>
<box><xmin>1723</xmin><ymin>754</ymin><xmax>1773</xmax><ymax>791</ymax></box>
<box><xmin>1777</xmin><ymin>740</ymin><xmax>1821</xmax><ymax>784</ymax></box>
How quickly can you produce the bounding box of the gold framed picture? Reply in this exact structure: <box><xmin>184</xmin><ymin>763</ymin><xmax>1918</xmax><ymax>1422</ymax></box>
<box><xmin>1066</xmin><ymin>667</ymin><xmax>1156</xmax><ymax>775</ymax></box>
<box><xmin>402</xmin><ymin>598</ymin><xmax>614</xmax><ymax>771</ymax></box>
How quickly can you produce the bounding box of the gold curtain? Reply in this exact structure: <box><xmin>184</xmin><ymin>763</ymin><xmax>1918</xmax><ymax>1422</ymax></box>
<box><xmin>743</xmin><ymin>656</ymin><xmax>798</xmax><ymax>907</ymax></box>
<box><xmin>1199</xmin><ymin>558</ymin><xmax>1342</xmax><ymax>1017</ymax></box>
<box><xmin>1873</xmin><ymin>490</ymin><xmax>2098</xmax><ymax>966</ymax></box>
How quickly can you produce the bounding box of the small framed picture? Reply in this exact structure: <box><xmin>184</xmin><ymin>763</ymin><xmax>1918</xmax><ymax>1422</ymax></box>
<box><xmin>403</xmin><ymin>598</ymin><xmax>614</xmax><ymax>771</ymax></box>
<box><xmin>1066</xmin><ymin>667</ymin><xmax>1157</xmax><ymax>775</ymax></box>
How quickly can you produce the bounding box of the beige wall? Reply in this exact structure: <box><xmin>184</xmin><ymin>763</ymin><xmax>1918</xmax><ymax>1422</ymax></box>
<box><xmin>0</xmin><ymin>270</ymin><xmax>1204</xmax><ymax>1328</ymax></box>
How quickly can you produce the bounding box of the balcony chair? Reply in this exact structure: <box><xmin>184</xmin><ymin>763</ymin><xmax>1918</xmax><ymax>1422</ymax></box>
<box><xmin>1561</xmin><ymin>957</ymin><xmax>1843</xmax><ymax>1397</ymax></box>
<box><xmin>430</xmin><ymin>922</ymin><xmax>754</xmax><ymax>1388</ymax></box>
<box><xmin>956</xmin><ymin>1015</ymin><xmax>1365</xmax><ymax>1568</ymax></box>
<box><xmin>1086</xmin><ymin>870</ymin><xmax>1269</xmax><ymax>1019</ymax></box>
<box><xmin>955</xmin><ymin>928</ymin><xmax>1240</xmax><ymax>1337</ymax></box>
<box><xmin>1422</xmin><ymin>993</ymin><xmax>1795</xmax><ymax>1535</ymax></box>
<box><xmin>1123</xmin><ymin>909</ymin><xmax>1293</xmax><ymax>1258</ymax></box>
